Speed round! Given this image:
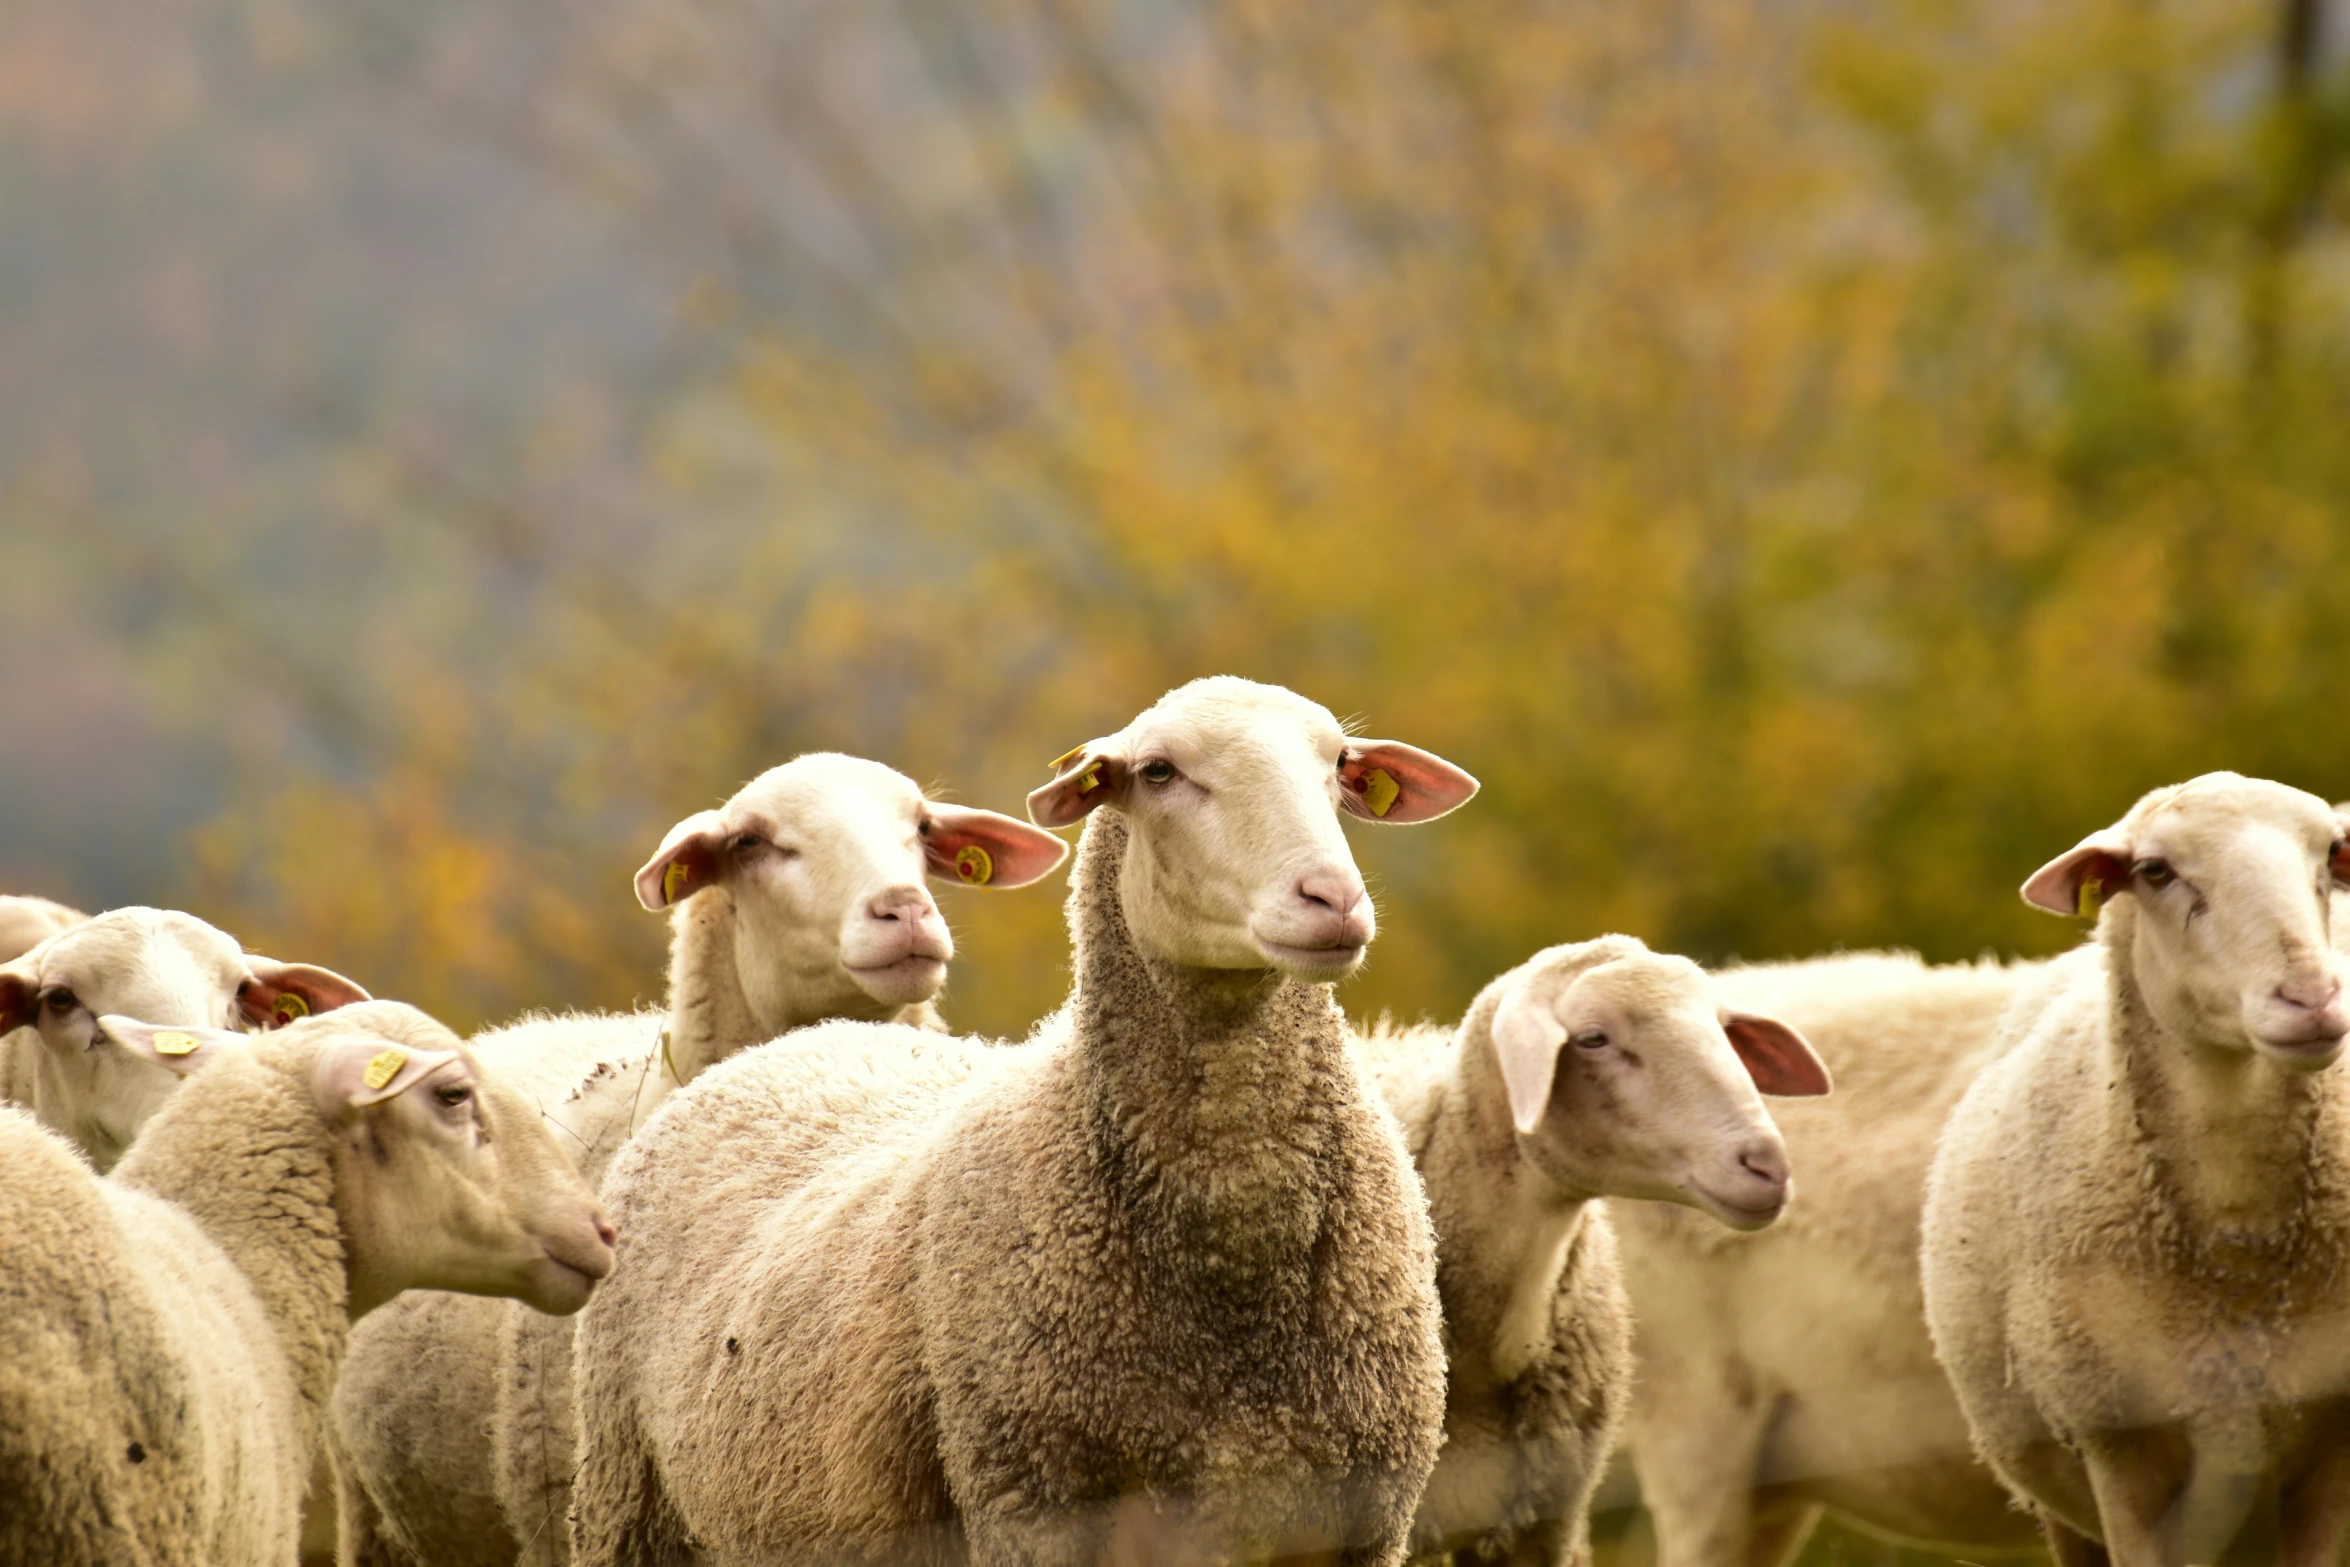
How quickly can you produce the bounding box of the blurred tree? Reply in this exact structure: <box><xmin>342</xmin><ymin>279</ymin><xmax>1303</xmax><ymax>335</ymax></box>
<box><xmin>121</xmin><ymin>0</ymin><xmax>2350</xmax><ymax>1071</ymax></box>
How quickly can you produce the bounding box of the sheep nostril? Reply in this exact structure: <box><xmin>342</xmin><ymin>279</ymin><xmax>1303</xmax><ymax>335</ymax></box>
<box><xmin>595</xmin><ymin>1218</ymin><xmax>618</xmax><ymax>1249</ymax></box>
<box><xmin>2278</xmin><ymin>978</ymin><xmax>2342</xmax><ymax>1013</ymax></box>
<box><xmin>1739</xmin><ymin>1145</ymin><xmax>1789</xmax><ymax>1188</ymax></box>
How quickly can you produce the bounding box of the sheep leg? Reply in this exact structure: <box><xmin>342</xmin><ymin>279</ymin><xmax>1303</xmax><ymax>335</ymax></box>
<box><xmin>1491</xmin><ymin>1514</ymin><xmax>1582</xmax><ymax>1566</ymax></box>
<box><xmin>2079</xmin><ymin>1429</ymin><xmax>2193</xmax><ymax>1567</ymax></box>
<box><xmin>1629</xmin><ymin>1384</ymin><xmax>1789</xmax><ymax>1567</ymax></box>
<box><xmin>2039</xmin><ymin>1509</ymin><xmax>2111</xmax><ymax>1567</ymax></box>
<box><xmin>2277</xmin><ymin>1410</ymin><xmax>2350</xmax><ymax>1567</ymax></box>
<box><xmin>1737</xmin><ymin>1495</ymin><xmax>1822</xmax><ymax>1567</ymax></box>
<box><xmin>959</xmin><ymin>1501</ymin><xmax>1105</xmax><ymax>1566</ymax></box>
<box><xmin>566</xmin><ymin>1398</ymin><xmax>692</xmax><ymax>1567</ymax></box>
<box><xmin>330</xmin><ymin>1431</ymin><xmax>426</xmax><ymax>1567</ymax></box>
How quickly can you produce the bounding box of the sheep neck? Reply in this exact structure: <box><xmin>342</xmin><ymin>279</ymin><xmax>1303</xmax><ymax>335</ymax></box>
<box><xmin>1407</xmin><ymin>941</ymin><xmax>1657</xmax><ymax>1389</ymax></box>
<box><xmin>2102</xmin><ymin>903</ymin><xmax>2343</xmax><ymax>1263</ymax></box>
<box><xmin>1064</xmin><ymin>811</ymin><xmax>1353</xmax><ymax>1268</ymax></box>
<box><xmin>1423</xmin><ymin>999</ymin><xmax>1589</xmax><ymax>1388</ymax></box>
<box><xmin>661</xmin><ymin>887</ymin><xmax>933</xmax><ymax>1087</ymax></box>
<box><xmin>112</xmin><ymin>1061</ymin><xmax>348</xmax><ymax>1459</ymax></box>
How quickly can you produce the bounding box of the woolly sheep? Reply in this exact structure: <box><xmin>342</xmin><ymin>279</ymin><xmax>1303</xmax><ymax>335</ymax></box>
<box><xmin>332</xmin><ymin>753</ymin><xmax>1069</xmax><ymax>1567</ymax></box>
<box><xmin>1357</xmin><ymin>935</ymin><xmax>1830</xmax><ymax>1565</ymax></box>
<box><xmin>1922</xmin><ymin>773</ymin><xmax>2350</xmax><ymax>1566</ymax></box>
<box><xmin>0</xmin><ymin>893</ymin><xmax>88</xmax><ymax>1107</ymax></box>
<box><xmin>1604</xmin><ymin>950</ymin><xmax>2051</xmax><ymax>1566</ymax></box>
<box><xmin>0</xmin><ymin>905</ymin><xmax>369</xmax><ymax>1168</ymax></box>
<box><xmin>0</xmin><ymin>891</ymin><xmax>85</xmax><ymax>959</ymax></box>
<box><xmin>571</xmin><ymin>676</ymin><xmax>1479</xmax><ymax>1565</ymax></box>
<box><xmin>0</xmin><ymin>1000</ymin><xmax>616</xmax><ymax>1567</ymax></box>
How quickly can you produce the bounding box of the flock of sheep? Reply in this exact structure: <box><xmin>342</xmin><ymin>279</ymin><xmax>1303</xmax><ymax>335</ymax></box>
<box><xmin>4</xmin><ymin>673</ymin><xmax>2348</xmax><ymax>1567</ymax></box>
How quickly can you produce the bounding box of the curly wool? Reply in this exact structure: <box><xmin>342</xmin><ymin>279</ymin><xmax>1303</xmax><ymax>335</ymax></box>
<box><xmin>334</xmin><ymin>885</ymin><xmax>946</xmax><ymax>1567</ymax></box>
<box><xmin>572</xmin><ymin>809</ymin><xmax>1447</xmax><ymax>1566</ymax></box>
<box><xmin>1924</xmin><ymin>900</ymin><xmax>2350</xmax><ymax>1550</ymax></box>
<box><xmin>1357</xmin><ymin>973</ymin><xmax>1634</xmax><ymax>1566</ymax></box>
<box><xmin>0</xmin><ymin>1036</ymin><xmax>348</xmax><ymax>1567</ymax></box>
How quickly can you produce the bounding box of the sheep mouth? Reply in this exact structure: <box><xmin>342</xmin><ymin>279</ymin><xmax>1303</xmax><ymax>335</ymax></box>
<box><xmin>2253</xmin><ymin>1029</ymin><xmax>2347</xmax><ymax>1069</ymax></box>
<box><xmin>1252</xmin><ymin>937</ymin><xmax>1367</xmax><ymax>978</ymax></box>
<box><xmin>1689</xmin><ymin>1183</ymin><xmax>1789</xmax><ymax>1233</ymax></box>
<box><xmin>526</xmin><ymin>1257</ymin><xmax>601</xmax><ymax>1315</ymax></box>
<box><xmin>845</xmin><ymin>953</ymin><xmax>950</xmax><ymax>1000</ymax></box>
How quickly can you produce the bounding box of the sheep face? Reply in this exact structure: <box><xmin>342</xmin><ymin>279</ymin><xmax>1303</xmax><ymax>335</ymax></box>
<box><xmin>2024</xmin><ymin>773</ymin><xmax>2350</xmax><ymax>1068</ymax></box>
<box><xmin>0</xmin><ymin>906</ymin><xmax>368</xmax><ymax>1168</ymax></box>
<box><xmin>101</xmin><ymin>1001</ymin><xmax>617</xmax><ymax>1315</ymax></box>
<box><xmin>634</xmin><ymin>753</ymin><xmax>1067</xmax><ymax>1017</ymax></box>
<box><xmin>1491</xmin><ymin>947</ymin><xmax>1830</xmax><ymax>1231</ymax></box>
<box><xmin>1030</xmin><ymin>676</ymin><xmax>1477</xmax><ymax>980</ymax></box>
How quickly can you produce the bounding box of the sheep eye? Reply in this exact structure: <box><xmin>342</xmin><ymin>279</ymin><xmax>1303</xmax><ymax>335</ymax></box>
<box><xmin>2134</xmin><ymin>859</ymin><xmax>2175</xmax><ymax>889</ymax></box>
<box><xmin>435</xmin><ymin>1084</ymin><xmax>473</xmax><ymax>1108</ymax></box>
<box><xmin>1139</xmin><ymin>759</ymin><xmax>1177</xmax><ymax>785</ymax></box>
<box><xmin>732</xmin><ymin>834</ymin><xmax>765</xmax><ymax>852</ymax></box>
<box><xmin>1570</xmin><ymin>1030</ymin><xmax>1609</xmax><ymax>1052</ymax></box>
<box><xmin>41</xmin><ymin>988</ymin><xmax>77</xmax><ymax>1015</ymax></box>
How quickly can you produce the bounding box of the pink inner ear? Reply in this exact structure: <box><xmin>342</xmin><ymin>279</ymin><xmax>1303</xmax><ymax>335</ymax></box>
<box><xmin>1027</xmin><ymin>751</ymin><xmax>1126</xmax><ymax>830</ymax></box>
<box><xmin>1723</xmin><ymin>1014</ymin><xmax>1832</xmax><ymax>1098</ymax></box>
<box><xmin>1341</xmin><ymin>741</ymin><xmax>1480</xmax><ymax>825</ymax></box>
<box><xmin>0</xmin><ymin>968</ymin><xmax>33</xmax><ymax>1034</ymax></box>
<box><xmin>923</xmin><ymin>804</ymin><xmax>1071</xmax><ymax>889</ymax></box>
<box><xmin>634</xmin><ymin>810</ymin><xmax>729</xmax><ymax>911</ymax></box>
<box><xmin>2020</xmin><ymin>840</ymin><xmax>2132</xmax><ymax>917</ymax></box>
<box><xmin>241</xmin><ymin>959</ymin><xmax>372</xmax><ymax>1028</ymax></box>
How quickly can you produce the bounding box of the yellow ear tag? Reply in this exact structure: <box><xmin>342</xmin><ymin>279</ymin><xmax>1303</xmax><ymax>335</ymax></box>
<box><xmin>1362</xmin><ymin>768</ymin><xmax>1401</xmax><ymax>819</ymax></box>
<box><xmin>954</xmin><ymin>845</ymin><xmax>995</xmax><ymax>885</ymax></box>
<box><xmin>663</xmin><ymin>860</ymin><xmax>692</xmax><ymax>906</ymax></box>
<box><xmin>658</xmin><ymin>1028</ymin><xmax>680</xmax><ymax>1083</ymax></box>
<box><xmin>152</xmin><ymin>1030</ymin><xmax>200</xmax><ymax>1057</ymax></box>
<box><xmin>361</xmin><ymin>1048</ymin><xmax>408</xmax><ymax>1092</ymax></box>
<box><xmin>2077</xmin><ymin>878</ymin><xmax>2104</xmax><ymax>920</ymax></box>
<box><xmin>1077</xmin><ymin>766</ymin><xmax>1101</xmax><ymax>793</ymax></box>
<box><xmin>1049</xmin><ymin>746</ymin><xmax>1085</xmax><ymax>773</ymax></box>
<box><xmin>273</xmin><ymin>993</ymin><xmax>309</xmax><ymax>1025</ymax></box>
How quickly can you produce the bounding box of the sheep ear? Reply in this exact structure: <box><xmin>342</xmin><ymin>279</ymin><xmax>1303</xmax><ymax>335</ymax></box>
<box><xmin>313</xmin><ymin>1038</ymin><xmax>463</xmax><ymax>1111</ymax></box>
<box><xmin>1491</xmin><ymin>984</ymin><xmax>1567</xmax><ymax>1136</ymax></box>
<box><xmin>94</xmin><ymin>1016</ymin><xmax>246</xmax><ymax>1079</ymax></box>
<box><xmin>1340</xmin><ymin>741</ymin><xmax>1479</xmax><ymax>824</ymax></box>
<box><xmin>1028</xmin><ymin>745</ymin><xmax>1130</xmax><ymax>830</ymax></box>
<box><xmin>2021</xmin><ymin>831</ymin><xmax>2133</xmax><ymax>918</ymax></box>
<box><xmin>0</xmin><ymin>961</ymin><xmax>33</xmax><ymax>1035</ymax></box>
<box><xmin>1723</xmin><ymin>1013</ymin><xmax>1832</xmax><ymax>1098</ymax></box>
<box><xmin>634</xmin><ymin>810</ymin><xmax>732</xmax><ymax>912</ymax></box>
<box><xmin>239</xmin><ymin>958</ymin><xmax>371</xmax><ymax>1029</ymax></box>
<box><xmin>922</xmin><ymin>804</ymin><xmax>1071</xmax><ymax>889</ymax></box>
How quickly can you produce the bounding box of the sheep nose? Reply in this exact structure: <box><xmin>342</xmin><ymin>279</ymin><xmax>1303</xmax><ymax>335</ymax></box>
<box><xmin>594</xmin><ymin>1215</ymin><xmax>618</xmax><ymax>1249</ymax></box>
<box><xmin>2276</xmin><ymin>976</ymin><xmax>2343</xmax><ymax>1014</ymax></box>
<box><xmin>1295</xmin><ymin>870</ymin><xmax>1366</xmax><ymax>918</ymax></box>
<box><xmin>1738</xmin><ymin>1138</ymin><xmax>1790</xmax><ymax>1192</ymax></box>
<box><xmin>866</xmin><ymin>888</ymin><xmax>935</xmax><ymax>926</ymax></box>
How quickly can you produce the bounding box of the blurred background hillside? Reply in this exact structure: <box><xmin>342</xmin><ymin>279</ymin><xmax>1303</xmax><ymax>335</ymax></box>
<box><xmin>9</xmin><ymin>0</ymin><xmax>2350</xmax><ymax>1077</ymax></box>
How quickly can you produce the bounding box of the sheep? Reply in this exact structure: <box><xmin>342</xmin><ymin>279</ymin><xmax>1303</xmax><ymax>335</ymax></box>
<box><xmin>0</xmin><ymin>893</ymin><xmax>88</xmax><ymax>1108</ymax></box>
<box><xmin>0</xmin><ymin>999</ymin><xmax>617</xmax><ymax>1567</ymax></box>
<box><xmin>331</xmin><ymin>752</ymin><xmax>1071</xmax><ymax>1567</ymax></box>
<box><xmin>1921</xmin><ymin>773</ymin><xmax>2350</xmax><ymax>1567</ymax></box>
<box><xmin>1355</xmin><ymin>936</ymin><xmax>1829</xmax><ymax>1566</ymax></box>
<box><xmin>0</xmin><ymin>891</ymin><xmax>85</xmax><ymax>959</ymax></box>
<box><xmin>570</xmin><ymin>676</ymin><xmax>1481</xmax><ymax>1566</ymax></box>
<box><xmin>1602</xmin><ymin>949</ymin><xmax>2053</xmax><ymax>1567</ymax></box>
<box><xmin>0</xmin><ymin>904</ymin><xmax>370</xmax><ymax>1168</ymax></box>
